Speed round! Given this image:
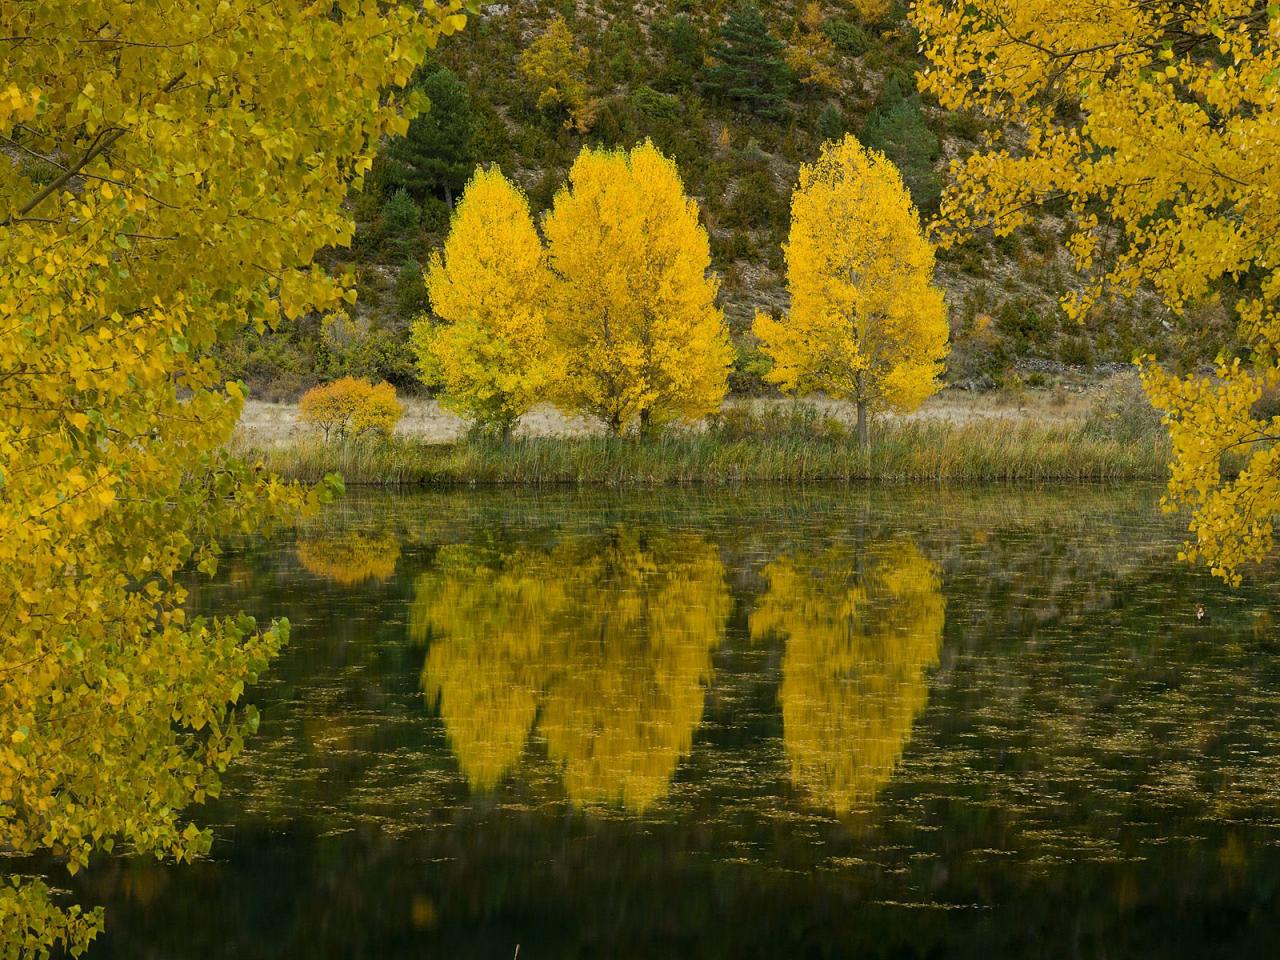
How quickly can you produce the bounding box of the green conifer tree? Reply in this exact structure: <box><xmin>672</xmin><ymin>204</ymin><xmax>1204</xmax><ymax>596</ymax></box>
<box><xmin>384</xmin><ymin>65</ymin><xmax>476</xmax><ymax>207</ymax></box>
<box><xmin>861</xmin><ymin>71</ymin><xmax>942</xmax><ymax>213</ymax></box>
<box><xmin>703</xmin><ymin>3</ymin><xmax>793</xmax><ymax>119</ymax></box>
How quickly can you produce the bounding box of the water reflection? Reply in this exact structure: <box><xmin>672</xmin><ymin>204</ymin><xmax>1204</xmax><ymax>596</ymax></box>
<box><xmin>29</xmin><ymin>486</ymin><xmax>1280</xmax><ymax>958</ymax></box>
<box><xmin>411</xmin><ymin>530</ymin><xmax>730</xmax><ymax>811</ymax></box>
<box><xmin>750</xmin><ymin>541</ymin><xmax>944</xmax><ymax>812</ymax></box>
<box><xmin>296</xmin><ymin>531</ymin><xmax>400</xmax><ymax>585</ymax></box>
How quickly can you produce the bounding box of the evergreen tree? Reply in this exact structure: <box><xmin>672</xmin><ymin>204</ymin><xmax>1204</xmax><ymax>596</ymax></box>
<box><xmin>384</xmin><ymin>65</ymin><xmax>476</xmax><ymax>207</ymax></box>
<box><xmin>656</xmin><ymin>14</ymin><xmax>702</xmax><ymax>89</ymax></box>
<box><xmin>703</xmin><ymin>3</ymin><xmax>793</xmax><ymax>120</ymax></box>
<box><xmin>861</xmin><ymin>71</ymin><xmax>941</xmax><ymax>214</ymax></box>
<box><xmin>817</xmin><ymin>103</ymin><xmax>845</xmax><ymax>142</ymax></box>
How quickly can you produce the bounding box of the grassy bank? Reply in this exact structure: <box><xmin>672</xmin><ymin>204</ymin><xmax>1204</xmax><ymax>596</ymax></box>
<box><xmin>239</xmin><ymin>409</ymin><xmax>1170</xmax><ymax>486</ymax></box>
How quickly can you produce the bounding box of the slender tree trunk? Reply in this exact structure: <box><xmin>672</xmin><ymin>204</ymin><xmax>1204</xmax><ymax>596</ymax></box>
<box><xmin>444</xmin><ymin>183</ymin><xmax>453</xmax><ymax>209</ymax></box>
<box><xmin>855</xmin><ymin>371</ymin><xmax>869</xmax><ymax>446</ymax></box>
<box><xmin>639</xmin><ymin>407</ymin><xmax>652</xmax><ymax>439</ymax></box>
<box><xmin>608</xmin><ymin>411</ymin><xmax>623</xmax><ymax>437</ymax></box>
<box><xmin>500</xmin><ymin>419</ymin><xmax>513</xmax><ymax>444</ymax></box>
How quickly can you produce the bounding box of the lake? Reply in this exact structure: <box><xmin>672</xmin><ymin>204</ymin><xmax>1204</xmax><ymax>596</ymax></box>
<box><xmin>49</xmin><ymin>486</ymin><xmax>1280</xmax><ymax>957</ymax></box>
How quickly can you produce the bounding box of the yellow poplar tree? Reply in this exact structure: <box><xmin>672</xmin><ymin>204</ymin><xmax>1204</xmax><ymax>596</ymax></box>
<box><xmin>544</xmin><ymin>141</ymin><xmax>733</xmax><ymax>436</ymax></box>
<box><xmin>0</xmin><ymin>1</ymin><xmax>468</xmax><ymax>953</ymax></box>
<box><xmin>518</xmin><ymin>15</ymin><xmax>598</xmax><ymax>133</ymax></box>
<box><xmin>753</xmin><ymin>135</ymin><xmax>949</xmax><ymax>444</ymax></box>
<box><xmin>785</xmin><ymin>3</ymin><xmax>841</xmax><ymax>92</ymax></box>
<box><xmin>910</xmin><ymin>1</ymin><xmax>1280</xmax><ymax>583</ymax></box>
<box><xmin>413</xmin><ymin>167</ymin><xmax>553</xmax><ymax>440</ymax></box>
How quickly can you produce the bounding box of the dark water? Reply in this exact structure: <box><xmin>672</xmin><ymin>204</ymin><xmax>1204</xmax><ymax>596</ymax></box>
<box><xmin>61</xmin><ymin>486</ymin><xmax>1280</xmax><ymax>957</ymax></box>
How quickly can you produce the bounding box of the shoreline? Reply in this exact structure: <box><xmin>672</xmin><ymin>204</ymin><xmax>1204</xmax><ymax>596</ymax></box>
<box><xmin>238</xmin><ymin>418</ymin><xmax>1170</xmax><ymax>488</ymax></box>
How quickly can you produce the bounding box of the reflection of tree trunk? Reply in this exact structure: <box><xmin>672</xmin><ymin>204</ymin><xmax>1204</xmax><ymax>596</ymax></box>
<box><xmin>855</xmin><ymin>371</ymin><xmax>869</xmax><ymax>446</ymax></box>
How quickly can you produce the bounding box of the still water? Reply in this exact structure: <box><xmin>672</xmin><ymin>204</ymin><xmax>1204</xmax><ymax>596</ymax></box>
<box><xmin>59</xmin><ymin>486</ymin><xmax>1280</xmax><ymax>956</ymax></box>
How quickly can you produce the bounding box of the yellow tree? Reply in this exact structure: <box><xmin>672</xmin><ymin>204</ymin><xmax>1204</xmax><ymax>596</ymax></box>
<box><xmin>0</xmin><ymin>1</ymin><xmax>468</xmax><ymax>953</ymax></box>
<box><xmin>544</xmin><ymin>142</ymin><xmax>733</xmax><ymax>435</ymax></box>
<box><xmin>413</xmin><ymin>167</ymin><xmax>553</xmax><ymax>440</ymax></box>
<box><xmin>786</xmin><ymin>3</ymin><xmax>841</xmax><ymax>92</ymax></box>
<box><xmin>518</xmin><ymin>15</ymin><xmax>598</xmax><ymax>133</ymax></box>
<box><xmin>910</xmin><ymin>1</ymin><xmax>1280</xmax><ymax>584</ymax></box>
<box><xmin>749</xmin><ymin>541</ymin><xmax>945</xmax><ymax>814</ymax></box>
<box><xmin>851</xmin><ymin>0</ymin><xmax>891</xmax><ymax>24</ymax></box>
<box><xmin>754</xmin><ymin>135</ymin><xmax>949</xmax><ymax>444</ymax></box>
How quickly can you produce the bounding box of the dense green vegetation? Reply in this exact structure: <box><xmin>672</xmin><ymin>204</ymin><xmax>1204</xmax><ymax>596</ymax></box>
<box><xmin>220</xmin><ymin>0</ymin><xmax>1234</xmax><ymax>400</ymax></box>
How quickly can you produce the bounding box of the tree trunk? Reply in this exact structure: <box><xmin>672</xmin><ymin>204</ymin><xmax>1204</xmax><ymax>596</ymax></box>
<box><xmin>500</xmin><ymin>419</ymin><xmax>513</xmax><ymax>444</ymax></box>
<box><xmin>855</xmin><ymin>371</ymin><xmax>869</xmax><ymax>446</ymax></box>
<box><xmin>608</xmin><ymin>412</ymin><xmax>624</xmax><ymax>437</ymax></box>
<box><xmin>639</xmin><ymin>407</ymin><xmax>652</xmax><ymax>439</ymax></box>
<box><xmin>444</xmin><ymin>183</ymin><xmax>454</xmax><ymax>209</ymax></box>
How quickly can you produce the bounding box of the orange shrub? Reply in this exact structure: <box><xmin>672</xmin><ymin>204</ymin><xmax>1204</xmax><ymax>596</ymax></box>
<box><xmin>298</xmin><ymin>377</ymin><xmax>404</xmax><ymax>441</ymax></box>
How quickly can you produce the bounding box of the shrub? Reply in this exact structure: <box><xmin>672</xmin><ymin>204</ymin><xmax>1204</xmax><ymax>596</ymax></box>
<box><xmin>823</xmin><ymin>18</ymin><xmax>870</xmax><ymax>55</ymax></box>
<box><xmin>394</xmin><ymin>260</ymin><xmax>429</xmax><ymax>320</ymax></box>
<box><xmin>630</xmin><ymin>85</ymin><xmax>682</xmax><ymax>121</ymax></box>
<box><xmin>299</xmin><ymin>377</ymin><xmax>404</xmax><ymax>441</ymax></box>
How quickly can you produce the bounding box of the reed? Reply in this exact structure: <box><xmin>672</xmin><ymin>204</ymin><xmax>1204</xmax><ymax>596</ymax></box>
<box><xmin>237</xmin><ymin>405</ymin><xmax>1169</xmax><ymax>487</ymax></box>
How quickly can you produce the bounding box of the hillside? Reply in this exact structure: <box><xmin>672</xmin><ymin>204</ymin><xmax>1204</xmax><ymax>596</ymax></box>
<box><xmin>220</xmin><ymin>0</ymin><xmax>1233</xmax><ymax>401</ymax></box>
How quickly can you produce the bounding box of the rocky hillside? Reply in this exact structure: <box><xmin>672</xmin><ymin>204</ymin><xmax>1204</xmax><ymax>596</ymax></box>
<box><xmin>222</xmin><ymin>0</ymin><xmax>1233</xmax><ymax>400</ymax></box>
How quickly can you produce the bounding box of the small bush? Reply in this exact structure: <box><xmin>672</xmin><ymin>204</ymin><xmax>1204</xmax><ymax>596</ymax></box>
<box><xmin>299</xmin><ymin>377</ymin><xmax>404</xmax><ymax>441</ymax></box>
<box><xmin>394</xmin><ymin>260</ymin><xmax>429</xmax><ymax>320</ymax></box>
<box><xmin>630</xmin><ymin>85</ymin><xmax>682</xmax><ymax>121</ymax></box>
<box><xmin>823</xmin><ymin>18</ymin><xmax>870</xmax><ymax>55</ymax></box>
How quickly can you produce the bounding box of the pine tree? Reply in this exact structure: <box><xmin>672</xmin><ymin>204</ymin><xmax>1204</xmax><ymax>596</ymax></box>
<box><xmin>703</xmin><ymin>3</ymin><xmax>793</xmax><ymax>120</ymax></box>
<box><xmin>861</xmin><ymin>71</ymin><xmax>942</xmax><ymax>214</ymax></box>
<box><xmin>384</xmin><ymin>65</ymin><xmax>476</xmax><ymax>207</ymax></box>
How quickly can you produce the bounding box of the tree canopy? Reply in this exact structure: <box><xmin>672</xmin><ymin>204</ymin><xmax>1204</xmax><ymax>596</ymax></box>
<box><xmin>0</xmin><ymin>0</ymin><xmax>469</xmax><ymax>952</ymax></box>
<box><xmin>704</xmin><ymin>2</ymin><xmax>794</xmax><ymax>119</ymax></box>
<box><xmin>754</xmin><ymin>135</ymin><xmax>949</xmax><ymax>443</ymax></box>
<box><xmin>382</xmin><ymin>64</ymin><xmax>476</xmax><ymax>207</ymax></box>
<box><xmin>544</xmin><ymin>141</ymin><xmax>733</xmax><ymax>435</ymax></box>
<box><xmin>912</xmin><ymin>0</ymin><xmax>1280</xmax><ymax>584</ymax></box>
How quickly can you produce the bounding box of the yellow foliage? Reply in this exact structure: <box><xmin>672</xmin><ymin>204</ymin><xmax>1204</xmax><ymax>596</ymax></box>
<box><xmin>518</xmin><ymin>15</ymin><xmax>599</xmax><ymax>133</ymax></box>
<box><xmin>298</xmin><ymin>377</ymin><xmax>404</xmax><ymax>441</ymax></box>
<box><xmin>753</xmin><ymin>135</ymin><xmax>949</xmax><ymax>441</ymax></box>
<box><xmin>296</xmin><ymin>533</ymin><xmax>401</xmax><ymax>586</ymax></box>
<box><xmin>750</xmin><ymin>541</ymin><xmax>944</xmax><ymax>813</ymax></box>
<box><xmin>544</xmin><ymin>141</ymin><xmax>733</xmax><ymax>435</ymax></box>
<box><xmin>910</xmin><ymin>0</ymin><xmax>1280</xmax><ymax>582</ymax></box>
<box><xmin>414</xmin><ymin>167</ymin><xmax>553</xmax><ymax>438</ymax></box>
<box><xmin>851</xmin><ymin>0</ymin><xmax>892</xmax><ymax>23</ymax></box>
<box><xmin>411</xmin><ymin>532</ymin><xmax>730</xmax><ymax>811</ymax></box>
<box><xmin>786</xmin><ymin>4</ymin><xmax>841</xmax><ymax>90</ymax></box>
<box><xmin>0</xmin><ymin>0</ymin><xmax>465</xmax><ymax>952</ymax></box>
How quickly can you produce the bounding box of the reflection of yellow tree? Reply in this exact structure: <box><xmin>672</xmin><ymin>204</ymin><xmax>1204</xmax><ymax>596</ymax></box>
<box><xmin>296</xmin><ymin>532</ymin><xmax>400</xmax><ymax>586</ymax></box>
<box><xmin>750</xmin><ymin>541</ymin><xmax>944</xmax><ymax>813</ymax></box>
<box><xmin>412</xmin><ymin>545</ymin><xmax>563</xmax><ymax>789</ymax></box>
<box><xmin>541</xmin><ymin>533</ymin><xmax>731</xmax><ymax>812</ymax></box>
<box><xmin>410</xmin><ymin>533</ymin><xmax>729</xmax><ymax>812</ymax></box>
